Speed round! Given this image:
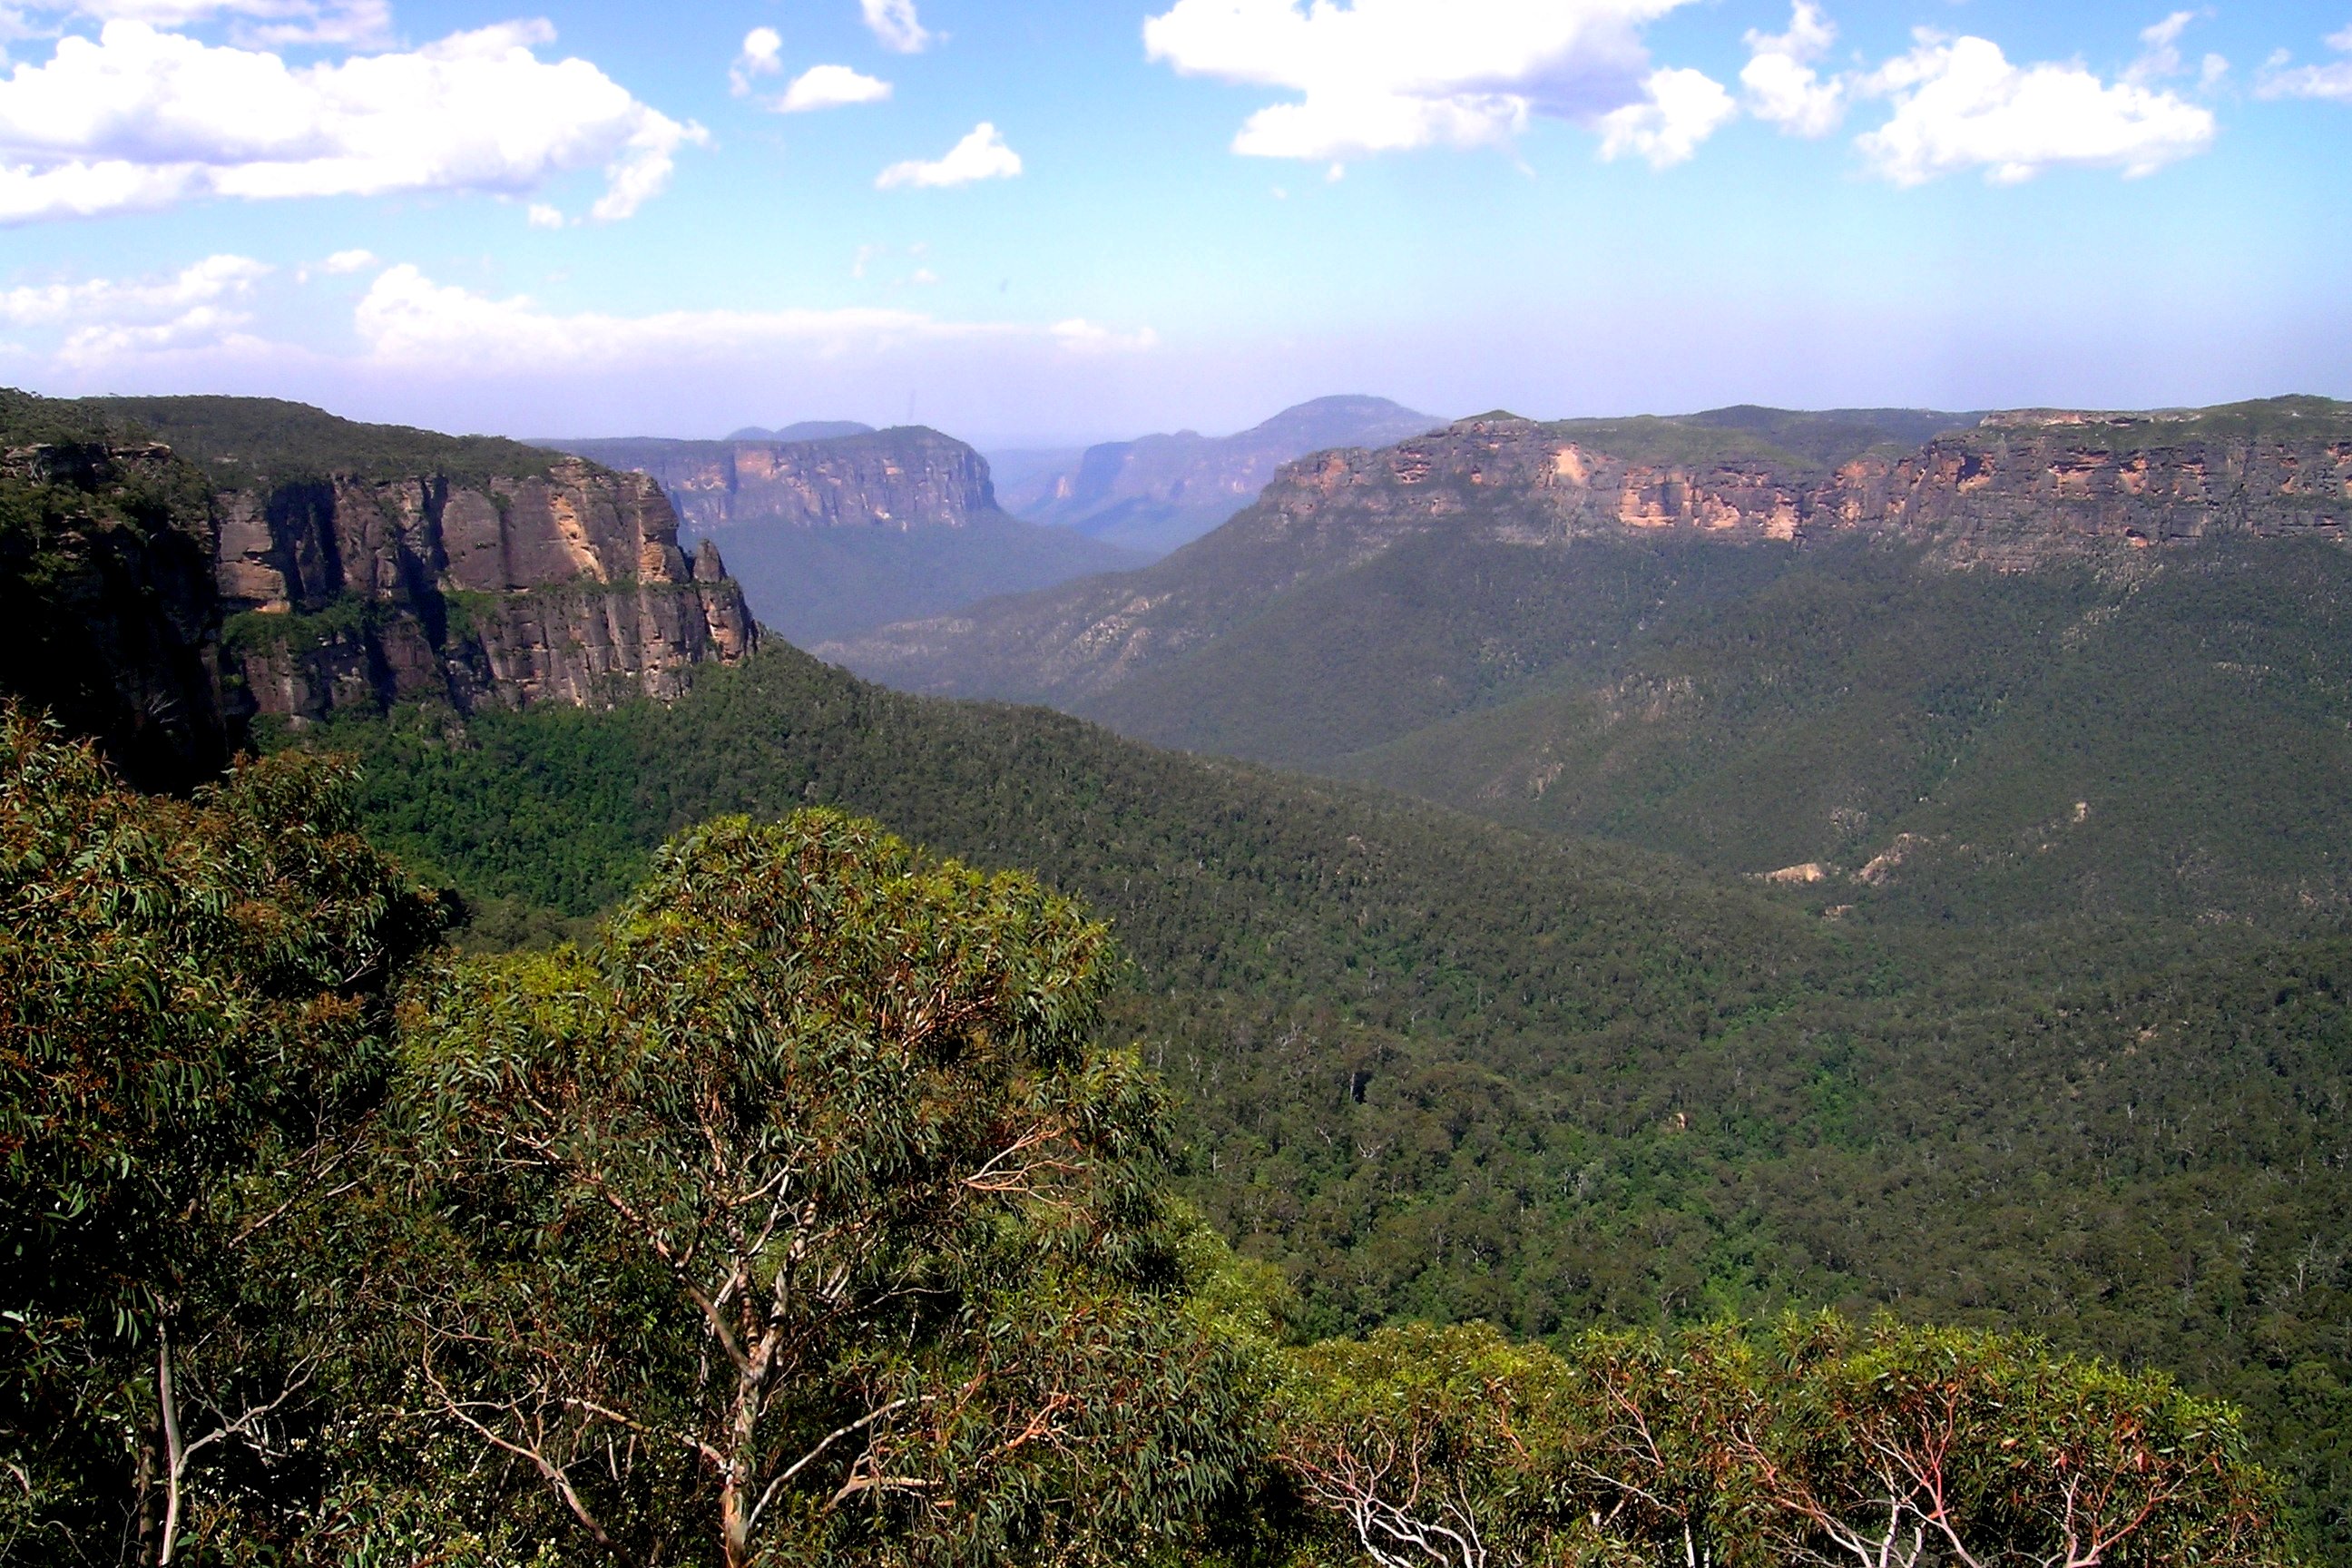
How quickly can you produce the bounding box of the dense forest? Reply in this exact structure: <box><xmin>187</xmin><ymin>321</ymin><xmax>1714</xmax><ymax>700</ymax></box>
<box><xmin>4</xmin><ymin>387</ymin><xmax>2347</xmax><ymax>1563</ymax></box>
<box><xmin>0</xmin><ymin>705</ymin><xmax>2310</xmax><ymax>1564</ymax></box>
<box><xmin>272</xmin><ymin>643</ymin><xmax>2352</xmax><ymax>1558</ymax></box>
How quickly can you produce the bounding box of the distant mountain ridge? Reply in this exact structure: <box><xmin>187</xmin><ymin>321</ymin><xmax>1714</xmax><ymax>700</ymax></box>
<box><xmin>726</xmin><ymin>419</ymin><xmax>875</xmax><ymax>442</ymax></box>
<box><xmin>1001</xmin><ymin>394</ymin><xmax>1444</xmax><ymax>555</ymax></box>
<box><xmin>544</xmin><ymin>426</ymin><xmax>1144</xmax><ymax>644</ymax></box>
<box><xmin>821</xmin><ymin>396</ymin><xmax>2352</xmax><ymax>920</ymax></box>
<box><xmin>832</xmin><ymin>397</ymin><xmax>2350</xmax><ymax>705</ymax></box>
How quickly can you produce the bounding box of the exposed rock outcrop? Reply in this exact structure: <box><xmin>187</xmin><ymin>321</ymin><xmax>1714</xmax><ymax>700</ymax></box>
<box><xmin>553</xmin><ymin>426</ymin><xmax>995</xmax><ymax>534</ymax></box>
<box><xmin>218</xmin><ymin>456</ymin><xmax>756</xmax><ymax>724</ymax></box>
<box><xmin>827</xmin><ymin>397</ymin><xmax>2352</xmax><ymax>703</ymax></box>
<box><xmin>1234</xmin><ymin>400</ymin><xmax>2352</xmax><ymax>564</ymax></box>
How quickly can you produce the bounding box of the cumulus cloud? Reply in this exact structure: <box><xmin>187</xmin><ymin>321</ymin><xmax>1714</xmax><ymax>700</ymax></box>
<box><xmin>1051</xmin><ymin>318</ymin><xmax>1158</xmax><ymax>354</ymax></box>
<box><xmin>0</xmin><ymin>19</ymin><xmax>705</xmax><ymax>224</ymax></box>
<box><xmin>0</xmin><ymin>251</ymin><xmax>271</xmax><ymax>366</ymax></box>
<box><xmin>15</xmin><ymin>0</ymin><xmax>394</xmax><ymax>49</ymax></box>
<box><xmin>1741</xmin><ymin>1</ymin><xmax>1844</xmax><ymax>137</ymax></box>
<box><xmin>318</xmin><ymin>246</ymin><xmax>373</xmax><ymax>272</ymax></box>
<box><xmin>348</xmin><ymin>264</ymin><xmax>1045</xmax><ymax>371</ymax></box>
<box><xmin>0</xmin><ymin>249</ymin><xmax>264</xmax><ymax>321</ymax></box>
<box><xmin>1855</xmin><ymin>32</ymin><xmax>2216</xmax><ymax>185</ymax></box>
<box><xmin>1141</xmin><ymin>0</ymin><xmax>1692</xmax><ymax>162</ymax></box>
<box><xmin>876</xmin><ymin>122</ymin><xmax>1021</xmax><ymax>189</ymax></box>
<box><xmin>2258</xmin><ymin>24</ymin><xmax>2352</xmax><ymax>103</ymax></box>
<box><xmin>1596</xmin><ymin>64</ymin><xmax>1734</xmax><ymax>166</ymax></box>
<box><xmin>860</xmin><ymin>0</ymin><xmax>929</xmax><ymax>54</ymax></box>
<box><xmin>730</xmin><ymin>25</ymin><xmax>780</xmax><ymax>95</ymax></box>
<box><xmin>779</xmin><ymin>63</ymin><xmax>890</xmax><ymax>113</ymax></box>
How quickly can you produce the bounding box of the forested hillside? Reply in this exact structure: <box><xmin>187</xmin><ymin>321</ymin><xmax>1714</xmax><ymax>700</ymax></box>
<box><xmin>299</xmin><ymin>643</ymin><xmax>2352</xmax><ymax>1554</ymax></box>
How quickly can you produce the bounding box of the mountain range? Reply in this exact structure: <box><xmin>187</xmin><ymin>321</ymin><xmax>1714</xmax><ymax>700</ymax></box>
<box><xmin>828</xmin><ymin>397</ymin><xmax>2352</xmax><ymax>922</ymax></box>
<box><xmin>995</xmin><ymin>394</ymin><xmax>1444</xmax><ymax>555</ymax></box>
<box><xmin>551</xmin><ymin>426</ymin><xmax>1144</xmax><ymax>644</ymax></box>
<box><xmin>6</xmin><ymin>386</ymin><xmax>2350</xmax><ymax>1553</ymax></box>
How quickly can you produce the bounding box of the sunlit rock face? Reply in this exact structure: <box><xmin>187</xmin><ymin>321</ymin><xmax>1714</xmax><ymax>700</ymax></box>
<box><xmin>554</xmin><ymin>427</ymin><xmax>997</xmax><ymax>535</ymax></box>
<box><xmin>216</xmin><ymin>455</ymin><xmax>758</xmax><ymax>725</ymax></box>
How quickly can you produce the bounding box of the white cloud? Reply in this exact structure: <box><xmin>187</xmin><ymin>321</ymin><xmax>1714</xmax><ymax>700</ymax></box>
<box><xmin>0</xmin><ymin>19</ymin><xmax>705</xmax><ymax>224</ymax></box>
<box><xmin>1741</xmin><ymin>1</ymin><xmax>1844</xmax><ymax>137</ymax></box>
<box><xmin>1051</xmin><ymin>318</ymin><xmax>1158</xmax><ymax>354</ymax></box>
<box><xmin>1596</xmin><ymin>65</ymin><xmax>1735</xmax><ymax>167</ymax></box>
<box><xmin>1142</xmin><ymin>0</ymin><xmax>1692</xmax><ymax>162</ymax></box>
<box><xmin>860</xmin><ymin>0</ymin><xmax>929</xmax><ymax>54</ymax></box>
<box><xmin>1855</xmin><ymin>32</ymin><xmax>2216</xmax><ymax>185</ymax></box>
<box><xmin>318</xmin><ymin>245</ymin><xmax>373</xmax><ymax>272</ymax></box>
<box><xmin>351</xmin><ymin>263</ymin><xmax>1014</xmax><ymax>370</ymax></box>
<box><xmin>779</xmin><ymin>63</ymin><xmax>890</xmax><ymax>113</ymax></box>
<box><xmin>730</xmin><ymin>25</ymin><xmax>780</xmax><ymax>95</ymax></box>
<box><xmin>526</xmin><ymin>201</ymin><xmax>564</xmax><ymax>229</ymax></box>
<box><xmin>0</xmin><ymin>251</ymin><xmax>270</xmax><ymax>366</ymax></box>
<box><xmin>2127</xmin><ymin>10</ymin><xmax>2195</xmax><ymax>83</ymax></box>
<box><xmin>2257</xmin><ymin>24</ymin><xmax>2352</xmax><ymax>103</ymax></box>
<box><xmin>15</xmin><ymin>0</ymin><xmax>394</xmax><ymax>49</ymax></box>
<box><xmin>876</xmin><ymin>122</ymin><xmax>1021</xmax><ymax>190</ymax></box>
<box><xmin>0</xmin><ymin>249</ymin><xmax>265</xmax><ymax>322</ymax></box>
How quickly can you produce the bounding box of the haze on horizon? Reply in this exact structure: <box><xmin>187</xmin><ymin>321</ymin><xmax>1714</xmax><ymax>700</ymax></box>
<box><xmin>0</xmin><ymin>0</ymin><xmax>2346</xmax><ymax>446</ymax></box>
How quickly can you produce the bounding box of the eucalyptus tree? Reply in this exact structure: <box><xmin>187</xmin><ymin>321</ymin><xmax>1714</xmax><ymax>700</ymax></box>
<box><xmin>387</xmin><ymin>810</ymin><xmax>1255</xmax><ymax>1567</ymax></box>
<box><xmin>0</xmin><ymin>703</ymin><xmax>444</xmax><ymax>1564</ymax></box>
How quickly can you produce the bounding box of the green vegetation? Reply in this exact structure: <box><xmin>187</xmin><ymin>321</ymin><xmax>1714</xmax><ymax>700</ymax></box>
<box><xmin>2</xmin><ymin>704</ymin><xmax>2307</xmax><ymax>1565</ymax></box>
<box><xmin>281</xmin><ymin>642</ymin><xmax>2352</xmax><ymax>1556</ymax></box>
<box><xmin>90</xmin><ymin>394</ymin><xmax>563</xmax><ymax>488</ymax></box>
<box><xmin>0</xmin><ymin>393</ymin><xmax>232</xmax><ymax>789</ymax></box>
<box><xmin>1078</xmin><ymin>533</ymin><xmax>2352</xmax><ymax>926</ymax></box>
<box><xmin>1272</xmin><ymin>1317</ymin><xmax>2285</xmax><ymax>1568</ymax></box>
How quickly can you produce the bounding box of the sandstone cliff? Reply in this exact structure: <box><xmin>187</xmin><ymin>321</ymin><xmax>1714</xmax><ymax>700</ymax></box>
<box><xmin>544</xmin><ymin>425</ymin><xmax>1147</xmax><ymax>646</ymax></box>
<box><xmin>827</xmin><ymin>397</ymin><xmax>2352</xmax><ymax>703</ymax></box>
<box><xmin>554</xmin><ymin>426</ymin><xmax>995</xmax><ymax>535</ymax></box>
<box><xmin>216</xmin><ymin>456</ymin><xmax>757</xmax><ymax>724</ymax></box>
<box><xmin>0</xmin><ymin>392</ymin><xmax>760</xmax><ymax>755</ymax></box>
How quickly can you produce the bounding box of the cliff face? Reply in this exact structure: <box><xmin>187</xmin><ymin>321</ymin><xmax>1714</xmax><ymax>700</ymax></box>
<box><xmin>1232</xmin><ymin>401</ymin><xmax>2352</xmax><ymax>564</ymax></box>
<box><xmin>0</xmin><ymin>428</ymin><xmax>233</xmax><ymax>789</ymax></box>
<box><xmin>826</xmin><ymin>397</ymin><xmax>2352</xmax><ymax>703</ymax></box>
<box><xmin>554</xmin><ymin>427</ymin><xmax>995</xmax><ymax>535</ymax></box>
<box><xmin>218</xmin><ymin>456</ymin><xmax>756</xmax><ymax>724</ymax></box>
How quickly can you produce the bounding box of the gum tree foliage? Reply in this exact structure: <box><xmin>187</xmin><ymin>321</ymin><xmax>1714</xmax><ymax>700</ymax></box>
<box><xmin>0</xmin><ymin>702</ymin><xmax>444</xmax><ymax>1564</ymax></box>
<box><xmin>386</xmin><ymin>810</ymin><xmax>1257</xmax><ymax>1567</ymax></box>
<box><xmin>1271</xmin><ymin>1318</ymin><xmax>2293</xmax><ymax>1568</ymax></box>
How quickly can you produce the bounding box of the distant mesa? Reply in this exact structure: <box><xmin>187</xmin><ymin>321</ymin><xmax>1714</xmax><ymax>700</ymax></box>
<box><xmin>828</xmin><ymin>394</ymin><xmax>2352</xmax><ymax>709</ymax></box>
<box><xmin>998</xmin><ymin>394</ymin><xmax>1445</xmax><ymax>557</ymax></box>
<box><xmin>542</xmin><ymin>424</ymin><xmax>1145</xmax><ymax>645</ymax></box>
<box><xmin>726</xmin><ymin>420</ymin><xmax>877</xmax><ymax>443</ymax></box>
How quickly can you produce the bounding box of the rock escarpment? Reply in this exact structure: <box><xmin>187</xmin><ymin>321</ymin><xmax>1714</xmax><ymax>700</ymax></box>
<box><xmin>1237</xmin><ymin>399</ymin><xmax>2352</xmax><ymax>564</ymax></box>
<box><xmin>554</xmin><ymin>426</ymin><xmax>995</xmax><ymax>535</ymax></box>
<box><xmin>217</xmin><ymin>456</ymin><xmax>757</xmax><ymax>723</ymax></box>
<box><xmin>0</xmin><ymin>391</ymin><xmax>760</xmax><ymax>768</ymax></box>
<box><xmin>828</xmin><ymin>397</ymin><xmax>2352</xmax><ymax>703</ymax></box>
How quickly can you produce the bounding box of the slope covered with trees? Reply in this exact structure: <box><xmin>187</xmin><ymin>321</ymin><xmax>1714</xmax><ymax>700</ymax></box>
<box><xmin>0</xmin><ymin>702</ymin><xmax>2311</xmax><ymax>1566</ymax></box>
<box><xmin>289</xmin><ymin>644</ymin><xmax>2352</xmax><ymax>1555</ymax></box>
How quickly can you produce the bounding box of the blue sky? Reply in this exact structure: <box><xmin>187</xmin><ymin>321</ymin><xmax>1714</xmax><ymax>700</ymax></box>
<box><xmin>0</xmin><ymin>0</ymin><xmax>2347</xmax><ymax>444</ymax></box>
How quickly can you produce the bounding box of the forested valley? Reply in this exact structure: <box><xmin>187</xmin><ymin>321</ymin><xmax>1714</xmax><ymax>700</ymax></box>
<box><xmin>4</xmin><ymin>389</ymin><xmax>2347</xmax><ymax>1565</ymax></box>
